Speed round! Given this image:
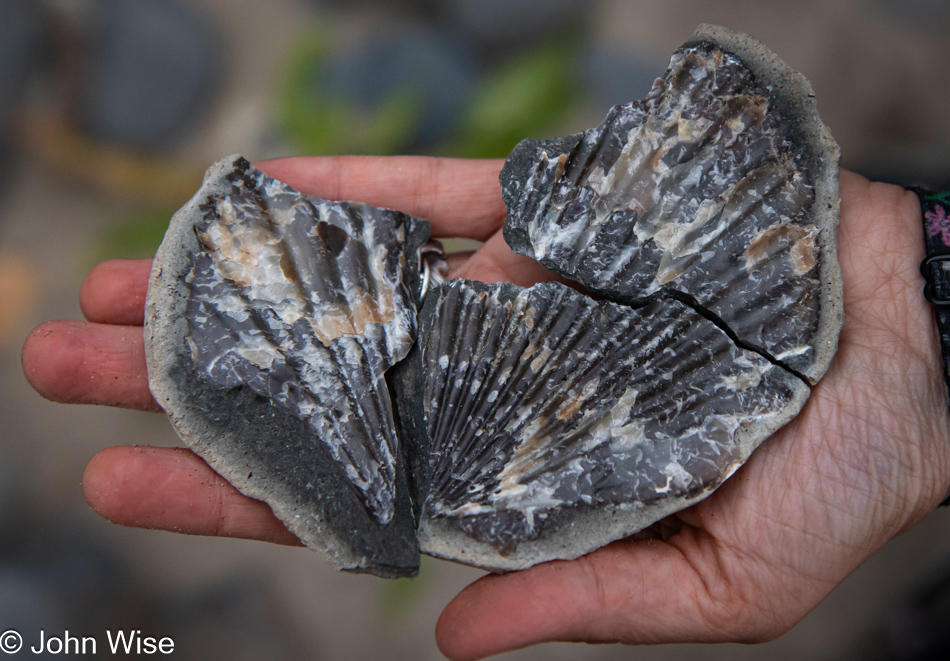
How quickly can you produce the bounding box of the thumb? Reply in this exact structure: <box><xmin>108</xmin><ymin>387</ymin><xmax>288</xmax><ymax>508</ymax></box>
<box><xmin>434</xmin><ymin>534</ymin><xmax>759</xmax><ymax>660</ymax></box>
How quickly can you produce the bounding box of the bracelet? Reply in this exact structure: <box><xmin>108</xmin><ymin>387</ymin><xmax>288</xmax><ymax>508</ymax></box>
<box><xmin>912</xmin><ymin>187</ymin><xmax>950</xmax><ymax>507</ymax></box>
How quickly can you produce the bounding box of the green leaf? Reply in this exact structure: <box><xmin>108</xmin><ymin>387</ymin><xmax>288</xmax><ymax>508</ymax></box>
<box><xmin>446</xmin><ymin>39</ymin><xmax>583</xmax><ymax>158</ymax></box>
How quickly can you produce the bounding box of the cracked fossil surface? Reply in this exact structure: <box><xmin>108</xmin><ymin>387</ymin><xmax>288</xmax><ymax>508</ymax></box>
<box><xmin>145</xmin><ymin>25</ymin><xmax>842</xmax><ymax>577</ymax></box>
<box><xmin>503</xmin><ymin>25</ymin><xmax>840</xmax><ymax>384</ymax></box>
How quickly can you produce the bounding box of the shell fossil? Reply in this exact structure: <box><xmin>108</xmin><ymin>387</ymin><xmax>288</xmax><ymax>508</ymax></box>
<box><xmin>145</xmin><ymin>25</ymin><xmax>842</xmax><ymax>577</ymax></box>
<box><xmin>147</xmin><ymin>156</ymin><xmax>429</xmax><ymax>577</ymax></box>
<box><xmin>414</xmin><ymin>280</ymin><xmax>808</xmax><ymax>570</ymax></box>
<box><xmin>502</xmin><ymin>24</ymin><xmax>841</xmax><ymax>384</ymax></box>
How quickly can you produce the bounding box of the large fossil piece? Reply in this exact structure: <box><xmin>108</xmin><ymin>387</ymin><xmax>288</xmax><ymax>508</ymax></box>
<box><xmin>146</xmin><ymin>156</ymin><xmax>429</xmax><ymax>577</ymax></box>
<box><xmin>414</xmin><ymin>281</ymin><xmax>808</xmax><ymax>570</ymax></box>
<box><xmin>502</xmin><ymin>24</ymin><xmax>841</xmax><ymax>383</ymax></box>
<box><xmin>145</xmin><ymin>25</ymin><xmax>842</xmax><ymax>576</ymax></box>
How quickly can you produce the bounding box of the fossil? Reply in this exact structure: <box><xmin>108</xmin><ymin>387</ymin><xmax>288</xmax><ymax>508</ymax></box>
<box><xmin>146</xmin><ymin>156</ymin><xmax>429</xmax><ymax>577</ymax></box>
<box><xmin>145</xmin><ymin>25</ymin><xmax>842</xmax><ymax>577</ymax></box>
<box><xmin>502</xmin><ymin>24</ymin><xmax>841</xmax><ymax>383</ymax></box>
<box><xmin>413</xmin><ymin>280</ymin><xmax>808</xmax><ymax>570</ymax></box>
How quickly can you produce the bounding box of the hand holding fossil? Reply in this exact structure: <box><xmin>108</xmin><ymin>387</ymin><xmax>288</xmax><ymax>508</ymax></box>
<box><xmin>21</xmin><ymin>158</ymin><xmax>950</xmax><ymax>659</ymax></box>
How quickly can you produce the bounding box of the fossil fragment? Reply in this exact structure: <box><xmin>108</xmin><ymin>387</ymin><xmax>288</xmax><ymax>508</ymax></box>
<box><xmin>145</xmin><ymin>24</ymin><xmax>842</xmax><ymax>576</ymax></box>
<box><xmin>413</xmin><ymin>280</ymin><xmax>808</xmax><ymax>570</ymax></box>
<box><xmin>502</xmin><ymin>24</ymin><xmax>842</xmax><ymax>383</ymax></box>
<box><xmin>146</xmin><ymin>155</ymin><xmax>429</xmax><ymax>577</ymax></box>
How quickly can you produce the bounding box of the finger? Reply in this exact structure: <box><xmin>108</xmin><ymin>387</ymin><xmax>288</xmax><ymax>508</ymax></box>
<box><xmin>451</xmin><ymin>232</ymin><xmax>566</xmax><ymax>287</ymax></box>
<box><xmin>80</xmin><ymin>259</ymin><xmax>153</xmax><ymax>326</ymax></box>
<box><xmin>256</xmin><ymin>156</ymin><xmax>507</xmax><ymax>242</ymax></box>
<box><xmin>83</xmin><ymin>445</ymin><xmax>301</xmax><ymax>546</ymax></box>
<box><xmin>435</xmin><ymin>535</ymin><xmax>781</xmax><ymax>661</ymax></box>
<box><xmin>443</xmin><ymin>251</ymin><xmax>476</xmax><ymax>278</ymax></box>
<box><xmin>23</xmin><ymin>320</ymin><xmax>161</xmax><ymax>412</ymax></box>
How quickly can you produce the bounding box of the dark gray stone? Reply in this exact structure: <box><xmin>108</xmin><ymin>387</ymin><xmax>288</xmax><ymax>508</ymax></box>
<box><xmin>0</xmin><ymin>452</ymin><xmax>23</xmax><ymax>547</ymax></box>
<box><xmin>0</xmin><ymin>0</ymin><xmax>42</xmax><ymax>129</ymax></box>
<box><xmin>79</xmin><ymin>0</ymin><xmax>218</xmax><ymax>149</ymax></box>
<box><xmin>441</xmin><ymin>0</ymin><xmax>594</xmax><ymax>50</ymax></box>
<box><xmin>146</xmin><ymin>156</ymin><xmax>429</xmax><ymax>577</ymax></box>
<box><xmin>415</xmin><ymin>280</ymin><xmax>808</xmax><ymax>570</ymax></box>
<box><xmin>0</xmin><ymin>569</ymin><xmax>66</xmax><ymax>659</ymax></box>
<box><xmin>313</xmin><ymin>23</ymin><xmax>478</xmax><ymax>150</ymax></box>
<box><xmin>502</xmin><ymin>24</ymin><xmax>842</xmax><ymax>384</ymax></box>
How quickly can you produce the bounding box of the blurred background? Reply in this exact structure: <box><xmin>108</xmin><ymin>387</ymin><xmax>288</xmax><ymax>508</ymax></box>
<box><xmin>2</xmin><ymin>0</ymin><xmax>950</xmax><ymax>659</ymax></box>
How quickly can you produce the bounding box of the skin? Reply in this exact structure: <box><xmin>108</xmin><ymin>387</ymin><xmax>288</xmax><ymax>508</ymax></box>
<box><xmin>21</xmin><ymin>157</ymin><xmax>950</xmax><ymax>660</ymax></box>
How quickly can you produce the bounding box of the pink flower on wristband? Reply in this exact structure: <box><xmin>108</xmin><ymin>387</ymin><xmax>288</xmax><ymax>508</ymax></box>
<box><xmin>925</xmin><ymin>205</ymin><xmax>950</xmax><ymax>246</ymax></box>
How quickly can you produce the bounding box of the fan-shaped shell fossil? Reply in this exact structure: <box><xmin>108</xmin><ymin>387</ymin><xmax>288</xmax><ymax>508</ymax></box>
<box><xmin>145</xmin><ymin>25</ymin><xmax>842</xmax><ymax>577</ymax></box>
<box><xmin>414</xmin><ymin>280</ymin><xmax>808</xmax><ymax>570</ymax></box>
<box><xmin>146</xmin><ymin>156</ymin><xmax>429</xmax><ymax>577</ymax></box>
<box><xmin>502</xmin><ymin>24</ymin><xmax>841</xmax><ymax>383</ymax></box>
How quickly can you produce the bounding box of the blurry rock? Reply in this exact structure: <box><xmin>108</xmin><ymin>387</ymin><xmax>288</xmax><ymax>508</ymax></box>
<box><xmin>161</xmin><ymin>578</ymin><xmax>308</xmax><ymax>661</ymax></box>
<box><xmin>0</xmin><ymin>458</ymin><xmax>11</xmax><ymax>525</ymax></box>
<box><xmin>855</xmin><ymin>145</ymin><xmax>950</xmax><ymax>190</ymax></box>
<box><xmin>441</xmin><ymin>0</ymin><xmax>595</xmax><ymax>51</ymax></box>
<box><xmin>0</xmin><ymin>530</ymin><xmax>139</xmax><ymax>653</ymax></box>
<box><xmin>286</xmin><ymin>23</ymin><xmax>477</xmax><ymax>154</ymax></box>
<box><xmin>0</xmin><ymin>0</ymin><xmax>42</xmax><ymax>198</ymax></box>
<box><xmin>78</xmin><ymin>0</ymin><xmax>218</xmax><ymax>150</ymax></box>
<box><xmin>26</xmin><ymin>530</ymin><xmax>129</xmax><ymax>631</ymax></box>
<box><xmin>0</xmin><ymin>138</ymin><xmax>11</xmax><ymax>200</ymax></box>
<box><xmin>863</xmin><ymin>0</ymin><xmax>950</xmax><ymax>23</ymax></box>
<box><xmin>310</xmin><ymin>0</ymin><xmax>437</xmax><ymax>14</ymax></box>
<box><xmin>0</xmin><ymin>0</ymin><xmax>42</xmax><ymax>128</ymax></box>
<box><xmin>0</xmin><ymin>454</ymin><xmax>23</xmax><ymax>547</ymax></box>
<box><xmin>581</xmin><ymin>43</ymin><xmax>669</xmax><ymax>111</ymax></box>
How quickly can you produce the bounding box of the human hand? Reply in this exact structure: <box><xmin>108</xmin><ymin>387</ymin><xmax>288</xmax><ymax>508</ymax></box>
<box><xmin>21</xmin><ymin>158</ymin><xmax>950</xmax><ymax>660</ymax></box>
<box><xmin>20</xmin><ymin>157</ymin><xmax>551</xmax><ymax>549</ymax></box>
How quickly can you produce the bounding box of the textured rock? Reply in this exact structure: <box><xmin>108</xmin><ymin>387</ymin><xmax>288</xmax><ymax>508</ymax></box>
<box><xmin>80</xmin><ymin>0</ymin><xmax>218</xmax><ymax>149</ymax></box>
<box><xmin>146</xmin><ymin>155</ymin><xmax>429</xmax><ymax>577</ymax></box>
<box><xmin>502</xmin><ymin>24</ymin><xmax>842</xmax><ymax>384</ymax></box>
<box><xmin>419</xmin><ymin>24</ymin><xmax>841</xmax><ymax>568</ymax></box>
<box><xmin>415</xmin><ymin>280</ymin><xmax>808</xmax><ymax>570</ymax></box>
<box><xmin>147</xmin><ymin>25</ymin><xmax>842</xmax><ymax>576</ymax></box>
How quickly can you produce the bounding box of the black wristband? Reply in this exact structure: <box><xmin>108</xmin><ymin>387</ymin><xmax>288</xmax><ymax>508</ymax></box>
<box><xmin>911</xmin><ymin>187</ymin><xmax>950</xmax><ymax>507</ymax></box>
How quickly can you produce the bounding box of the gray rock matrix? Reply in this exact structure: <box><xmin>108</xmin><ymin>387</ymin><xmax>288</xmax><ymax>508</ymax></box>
<box><xmin>145</xmin><ymin>25</ymin><xmax>842</xmax><ymax>577</ymax></box>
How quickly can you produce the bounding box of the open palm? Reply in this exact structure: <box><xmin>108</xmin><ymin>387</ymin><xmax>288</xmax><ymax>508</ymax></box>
<box><xmin>22</xmin><ymin>157</ymin><xmax>950</xmax><ymax>660</ymax></box>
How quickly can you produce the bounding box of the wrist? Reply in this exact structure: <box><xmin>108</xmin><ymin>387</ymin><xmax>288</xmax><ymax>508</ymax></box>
<box><xmin>836</xmin><ymin>173</ymin><xmax>950</xmax><ymax>523</ymax></box>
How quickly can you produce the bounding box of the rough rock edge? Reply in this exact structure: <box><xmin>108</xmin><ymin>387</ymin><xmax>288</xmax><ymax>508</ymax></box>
<box><xmin>425</xmin><ymin>26</ymin><xmax>839</xmax><ymax>569</ymax></box>
<box><xmin>145</xmin><ymin>154</ymin><xmax>425</xmax><ymax>578</ymax></box>
<box><xmin>501</xmin><ymin>24</ymin><xmax>843</xmax><ymax>386</ymax></box>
